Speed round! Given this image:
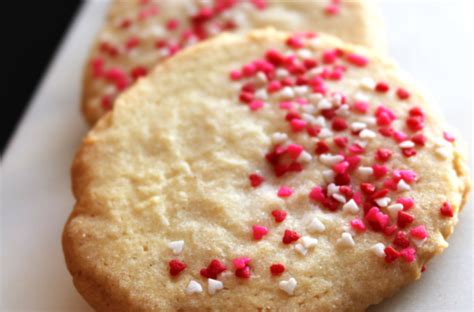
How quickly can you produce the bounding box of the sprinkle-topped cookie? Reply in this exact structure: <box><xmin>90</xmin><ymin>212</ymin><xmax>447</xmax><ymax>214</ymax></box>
<box><xmin>82</xmin><ymin>0</ymin><xmax>386</xmax><ymax>124</ymax></box>
<box><xmin>64</xmin><ymin>29</ymin><xmax>470</xmax><ymax>311</ymax></box>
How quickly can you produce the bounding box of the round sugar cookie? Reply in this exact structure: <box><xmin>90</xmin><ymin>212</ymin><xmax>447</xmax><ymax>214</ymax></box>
<box><xmin>64</xmin><ymin>29</ymin><xmax>470</xmax><ymax>311</ymax></box>
<box><xmin>83</xmin><ymin>0</ymin><xmax>386</xmax><ymax>124</ymax></box>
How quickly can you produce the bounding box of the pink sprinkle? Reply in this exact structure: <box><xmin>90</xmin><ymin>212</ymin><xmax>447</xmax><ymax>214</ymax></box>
<box><xmin>286</xmin><ymin>144</ymin><xmax>303</xmax><ymax>159</ymax></box>
<box><xmin>384</xmin><ymin>246</ymin><xmax>400</xmax><ymax>263</ymax></box>
<box><xmin>349</xmin><ymin>143</ymin><xmax>365</xmax><ymax>154</ymax></box>
<box><xmin>410</xmin><ymin>225</ymin><xmax>428</xmax><ymax>239</ymax></box>
<box><xmin>309</xmin><ymin>186</ymin><xmax>326</xmax><ymax>202</ymax></box>
<box><xmin>166</xmin><ymin>19</ymin><xmax>180</xmax><ymax>31</ymax></box>
<box><xmin>397</xmin><ymin>211</ymin><xmax>414</xmax><ymax>228</ymax></box>
<box><xmin>350</xmin><ymin>219</ymin><xmax>366</xmax><ymax>232</ymax></box>
<box><xmin>365</xmin><ymin>207</ymin><xmax>389</xmax><ymax>232</ymax></box>
<box><xmin>322</xmin><ymin>50</ymin><xmax>338</xmax><ymax>64</ymax></box>
<box><xmin>333</xmin><ymin>161</ymin><xmax>349</xmax><ymax>174</ymax></box>
<box><xmin>396</xmin><ymin>88</ymin><xmax>411</xmax><ymax>100</ymax></box>
<box><xmin>393</xmin><ymin>231</ymin><xmax>410</xmax><ymax>248</ymax></box>
<box><xmin>286</xmin><ymin>35</ymin><xmax>304</xmax><ymax>49</ymax></box>
<box><xmin>400</xmin><ymin>247</ymin><xmax>416</xmax><ymax>263</ymax></box>
<box><xmin>230</xmin><ymin>70</ymin><xmax>242</xmax><ymax>80</ymax></box>
<box><xmin>443</xmin><ymin>131</ymin><xmax>455</xmax><ymax>142</ymax></box>
<box><xmin>346</xmin><ymin>53</ymin><xmax>368</xmax><ymax>67</ymax></box>
<box><xmin>396</xmin><ymin>197</ymin><xmax>414</xmax><ymax>210</ymax></box>
<box><xmin>242</xmin><ymin>63</ymin><xmax>257</xmax><ymax>77</ymax></box>
<box><xmin>372</xmin><ymin>164</ymin><xmax>388</xmax><ymax>179</ymax></box>
<box><xmin>375</xmin><ymin>148</ymin><xmax>393</xmax><ymax>162</ymax></box>
<box><xmin>353</xmin><ymin>101</ymin><xmax>369</xmax><ymax>114</ymax></box>
<box><xmin>267</xmin><ymin>80</ymin><xmax>282</xmax><ymax>93</ymax></box>
<box><xmin>252</xmin><ymin>225</ymin><xmax>269</xmax><ymax>240</ymax></box>
<box><xmin>233</xmin><ymin>257</ymin><xmax>251</xmax><ymax>270</ymax></box>
<box><xmin>249</xmin><ymin>173</ymin><xmax>264</xmax><ymax>187</ymax></box>
<box><xmin>278</xmin><ymin>186</ymin><xmax>293</xmax><ymax>198</ymax></box>
<box><xmin>393</xmin><ymin>130</ymin><xmax>409</xmax><ymax>143</ymax></box>
<box><xmin>249</xmin><ymin>100</ymin><xmax>264</xmax><ymax>111</ymax></box>
<box><xmin>324</xmin><ymin>3</ymin><xmax>340</xmax><ymax>15</ymax></box>
<box><xmin>290</xmin><ymin>118</ymin><xmax>307</xmax><ymax>132</ymax></box>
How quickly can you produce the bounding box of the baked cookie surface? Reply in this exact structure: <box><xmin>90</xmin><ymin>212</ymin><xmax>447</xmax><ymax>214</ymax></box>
<box><xmin>64</xmin><ymin>29</ymin><xmax>470</xmax><ymax>311</ymax></box>
<box><xmin>83</xmin><ymin>0</ymin><xmax>386</xmax><ymax>124</ymax></box>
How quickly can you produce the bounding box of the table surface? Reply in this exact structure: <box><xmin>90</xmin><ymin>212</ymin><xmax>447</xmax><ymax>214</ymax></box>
<box><xmin>1</xmin><ymin>1</ymin><xmax>472</xmax><ymax>311</ymax></box>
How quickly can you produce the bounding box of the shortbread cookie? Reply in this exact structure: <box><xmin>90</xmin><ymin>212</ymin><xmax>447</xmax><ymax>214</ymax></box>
<box><xmin>64</xmin><ymin>29</ymin><xmax>470</xmax><ymax>311</ymax></box>
<box><xmin>83</xmin><ymin>0</ymin><xmax>386</xmax><ymax>124</ymax></box>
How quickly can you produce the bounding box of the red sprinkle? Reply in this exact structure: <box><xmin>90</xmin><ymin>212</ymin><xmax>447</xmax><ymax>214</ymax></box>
<box><xmin>350</xmin><ymin>219</ymin><xmax>366</xmax><ymax>232</ymax></box>
<box><xmin>270</xmin><ymin>263</ymin><xmax>286</xmax><ymax>276</ymax></box>
<box><xmin>396</xmin><ymin>88</ymin><xmax>411</xmax><ymax>100</ymax></box>
<box><xmin>332</xmin><ymin>117</ymin><xmax>348</xmax><ymax>131</ymax></box>
<box><xmin>410</xmin><ymin>225</ymin><xmax>428</xmax><ymax>240</ymax></box>
<box><xmin>346</xmin><ymin>53</ymin><xmax>368</xmax><ymax>67</ymax></box>
<box><xmin>397</xmin><ymin>197</ymin><xmax>414</xmax><ymax>210</ymax></box>
<box><xmin>397</xmin><ymin>211</ymin><xmax>414</xmax><ymax>228</ymax></box>
<box><xmin>440</xmin><ymin>202</ymin><xmax>454</xmax><ymax>217</ymax></box>
<box><xmin>169</xmin><ymin>259</ymin><xmax>187</xmax><ymax>276</ymax></box>
<box><xmin>375</xmin><ymin>148</ymin><xmax>393</xmax><ymax>162</ymax></box>
<box><xmin>443</xmin><ymin>131</ymin><xmax>455</xmax><ymax>142</ymax></box>
<box><xmin>200</xmin><ymin>259</ymin><xmax>227</xmax><ymax>279</ymax></box>
<box><xmin>249</xmin><ymin>173</ymin><xmax>264</xmax><ymax>187</ymax></box>
<box><xmin>271</xmin><ymin>210</ymin><xmax>287</xmax><ymax>223</ymax></box>
<box><xmin>400</xmin><ymin>247</ymin><xmax>416</xmax><ymax>263</ymax></box>
<box><xmin>282</xmin><ymin>229</ymin><xmax>300</xmax><ymax>244</ymax></box>
<box><xmin>384</xmin><ymin>246</ymin><xmax>400</xmax><ymax>263</ymax></box>
<box><xmin>375</xmin><ymin>82</ymin><xmax>390</xmax><ymax>93</ymax></box>
<box><xmin>252</xmin><ymin>225</ymin><xmax>269</xmax><ymax>240</ymax></box>
<box><xmin>393</xmin><ymin>231</ymin><xmax>410</xmax><ymax>248</ymax></box>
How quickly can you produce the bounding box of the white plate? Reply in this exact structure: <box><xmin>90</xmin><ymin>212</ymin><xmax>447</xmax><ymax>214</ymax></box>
<box><xmin>1</xmin><ymin>1</ymin><xmax>472</xmax><ymax>311</ymax></box>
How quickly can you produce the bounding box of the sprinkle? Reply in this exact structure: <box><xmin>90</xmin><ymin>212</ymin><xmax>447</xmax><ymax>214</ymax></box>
<box><xmin>350</xmin><ymin>219</ymin><xmax>366</xmax><ymax>232</ymax></box>
<box><xmin>360</xmin><ymin>77</ymin><xmax>376</xmax><ymax>90</ymax></box>
<box><xmin>271</xmin><ymin>210</ymin><xmax>287</xmax><ymax>223</ymax></box>
<box><xmin>169</xmin><ymin>259</ymin><xmax>187</xmax><ymax>276</ymax></box>
<box><xmin>280</xmin><ymin>86</ymin><xmax>295</xmax><ymax>99</ymax></box>
<box><xmin>308</xmin><ymin>217</ymin><xmax>326</xmax><ymax>233</ymax></box>
<box><xmin>440</xmin><ymin>202</ymin><xmax>454</xmax><ymax>217</ymax></box>
<box><xmin>168</xmin><ymin>240</ymin><xmax>184</xmax><ymax>255</ymax></box>
<box><xmin>410</xmin><ymin>225</ymin><xmax>428</xmax><ymax>239</ymax></box>
<box><xmin>359</xmin><ymin>129</ymin><xmax>376</xmax><ymax>139</ymax></box>
<box><xmin>283</xmin><ymin>230</ymin><xmax>300</xmax><ymax>244</ymax></box>
<box><xmin>249</xmin><ymin>100</ymin><xmax>264</xmax><ymax>111</ymax></box>
<box><xmin>396</xmin><ymin>88</ymin><xmax>411</xmax><ymax>100</ymax></box>
<box><xmin>270</xmin><ymin>263</ymin><xmax>285</xmax><ymax>276</ymax></box>
<box><xmin>346</xmin><ymin>53</ymin><xmax>368</xmax><ymax>67</ymax></box>
<box><xmin>252</xmin><ymin>225</ymin><xmax>269</xmax><ymax>240</ymax></box>
<box><xmin>342</xmin><ymin>199</ymin><xmax>359</xmax><ymax>214</ymax></box>
<box><xmin>375</xmin><ymin>82</ymin><xmax>390</xmax><ymax>93</ymax></box>
<box><xmin>290</xmin><ymin>118</ymin><xmax>307</xmax><ymax>132</ymax></box>
<box><xmin>271</xmin><ymin>132</ymin><xmax>288</xmax><ymax>144</ymax></box>
<box><xmin>351</xmin><ymin>122</ymin><xmax>367</xmax><ymax>132</ymax></box>
<box><xmin>443</xmin><ymin>131</ymin><xmax>455</xmax><ymax>142</ymax></box>
<box><xmin>279</xmin><ymin>277</ymin><xmax>297</xmax><ymax>295</ymax></box>
<box><xmin>185</xmin><ymin>280</ymin><xmax>203</xmax><ymax>295</ymax></box>
<box><xmin>375</xmin><ymin>148</ymin><xmax>393</xmax><ymax>162</ymax></box>
<box><xmin>332</xmin><ymin>118</ymin><xmax>348</xmax><ymax>131</ymax></box>
<box><xmin>318</xmin><ymin>128</ymin><xmax>333</xmax><ymax>139</ymax></box>
<box><xmin>333</xmin><ymin>161</ymin><xmax>350</xmax><ymax>174</ymax></box>
<box><xmin>320</xmin><ymin>154</ymin><xmax>345</xmax><ymax>166</ymax></box>
<box><xmin>297</xmin><ymin>151</ymin><xmax>313</xmax><ymax>163</ymax></box>
<box><xmin>393</xmin><ymin>231</ymin><xmax>410</xmax><ymax>248</ymax></box>
<box><xmin>397</xmin><ymin>179</ymin><xmax>411</xmax><ymax>192</ymax></box>
<box><xmin>294</xmin><ymin>243</ymin><xmax>308</xmax><ymax>255</ymax></box>
<box><xmin>323</xmin><ymin>170</ymin><xmax>335</xmax><ymax>182</ymax></box>
<box><xmin>249</xmin><ymin>173</ymin><xmax>264</xmax><ymax>187</ymax></box>
<box><xmin>371</xmin><ymin>243</ymin><xmax>386</xmax><ymax>257</ymax></box>
<box><xmin>337</xmin><ymin>232</ymin><xmax>355</xmax><ymax>248</ymax></box>
<box><xmin>375</xmin><ymin>197</ymin><xmax>391</xmax><ymax>208</ymax></box>
<box><xmin>384</xmin><ymin>246</ymin><xmax>400</xmax><ymax>263</ymax></box>
<box><xmin>397</xmin><ymin>197</ymin><xmax>414</xmax><ymax>210</ymax></box>
<box><xmin>317</xmin><ymin>98</ymin><xmax>332</xmax><ymax>110</ymax></box>
<box><xmin>277</xmin><ymin>186</ymin><xmax>293</xmax><ymax>198</ymax></box>
<box><xmin>435</xmin><ymin>146</ymin><xmax>451</xmax><ymax>159</ymax></box>
<box><xmin>207</xmin><ymin>279</ymin><xmax>224</xmax><ymax>295</ymax></box>
<box><xmin>400</xmin><ymin>247</ymin><xmax>416</xmax><ymax>263</ymax></box>
<box><xmin>411</xmin><ymin>133</ymin><xmax>427</xmax><ymax>146</ymax></box>
<box><xmin>397</xmin><ymin>211</ymin><xmax>414</xmax><ymax>228</ymax></box>
<box><xmin>301</xmin><ymin>236</ymin><xmax>318</xmax><ymax>249</ymax></box>
<box><xmin>399</xmin><ymin>140</ymin><xmax>415</xmax><ymax>149</ymax></box>
<box><xmin>358</xmin><ymin>166</ymin><xmax>374</xmax><ymax>176</ymax></box>
<box><xmin>387</xmin><ymin>203</ymin><xmax>404</xmax><ymax>218</ymax></box>
<box><xmin>365</xmin><ymin>207</ymin><xmax>389</xmax><ymax>231</ymax></box>
<box><xmin>200</xmin><ymin>259</ymin><xmax>227</xmax><ymax>279</ymax></box>
<box><xmin>332</xmin><ymin>193</ymin><xmax>346</xmax><ymax>204</ymax></box>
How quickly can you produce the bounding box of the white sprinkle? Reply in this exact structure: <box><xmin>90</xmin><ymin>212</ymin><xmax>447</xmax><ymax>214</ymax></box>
<box><xmin>342</xmin><ymin>199</ymin><xmax>359</xmax><ymax>214</ymax></box>
<box><xmin>207</xmin><ymin>279</ymin><xmax>223</xmax><ymax>295</ymax></box>
<box><xmin>308</xmin><ymin>217</ymin><xmax>326</xmax><ymax>233</ymax></box>
<box><xmin>255</xmin><ymin>71</ymin><xmax>267</xmax><ymax>83</ymax></box>
<box><xmin>317</xmin><ymin>98</ymin><xmax>332</xmax><ymax>110</ymax></box>
<box><xmin>302</xmin><ymin>113</ymin><xmax>317</xmax><ymax>124</ymax></box>
<box><xmin>297</xmin><ymin>151</ymin><xmax>312</xmax><ymax>163</ymax></box>
<box><xmin>351</xmin><ymin>122</ymin><xmax>367</xmax><ymax>132</ymax></box>
<box><xmin>361</xmin><ymin>116</ymin><xmax>377</xmax><ymax>125</ymax></box>
<box><xmin>370</xmin><ymin>243</ymin><xmax>386</xmax><ymax>257</ymax></box>
<box><xmin>435</xmin><ymin>146</ymin><xmax>451</xmax><ymax>159</ymax></box>
<box><xmin>307</xmin><ymin>38</ymin><xmax>320</xmax><ymax>48</ymax></box>
<box><xmin>337</xmin><ymin>232</ymin><xmax>355</xmax><ymax>248</ymax></box>
<box><xmin>168</xmin><ymin>240</ymin><xmax>184</xmax><ymax>255</ymax></box>
<box><xmin>354</xmin><ymin>92</ymin><xmax>369</xmax><ymax>102</ymax></box>
<box><xmin>360</xmin><ymin>77</ymin><xmax>376</xmax><ymax>90</ymax></box>
<box><xmin>320</xmin><ymin>154</ymin><xmax>344</xmax><ymax>166</ymax></box>
<box><xmin>358</xmin><ymin>166</ymin><xmax>374</xmax><ymax>176</ymax></box>
<box><xmin>359</xmin><ymin>129</ymin><xmax>376</xmax><ymax>139</ymax></box>
<box><xmin>355</xmin><ymin>140</ymin><xmax>368</xmax><ymax>148</ymax></box>
<box><xmin>332</xmin><ymin>93</ymin><xmax>344</xmax><ymax>105</ymax></box>
<box><xmin>375</xmin><ymin>197</ymin><xmax>391</xmax><ymax>208</ymax></box>
<box><xmin>271</xmin><ymin>132</ymin><xmax>288</xmax><ymax>144</ymax></box>
<box><xmin>387</xmin><ymin>203</ymin><xmax>404</xmax><ymax>218</ymax></box>
<box><xmin>294</xmin><ymin>243</ymin><xmax>308</xmax><ymax>256</ymax></box>
<box><xmin>336</xmin><ymin>104</ymin><xmax>350</xmax><ymax>117</ymax></box>
<box><xmin>254</xmin><ymin>88</ymin><xmax>268</xmax><ymax>100</ymax></box>
<box><xmin>294</xmin><ymin>86</ymin><xmax>309</xmax><ymax>96</ymax></box>
<box><xmin>332</xmin><ymin>193</ymin><xmax>347</xmax><ymax>204</ymax></box>
<box><xmin>411</xmin><ymin>237</ymin><xmax>427</xmax><ymax>247</ymax></box>
<box><xmin>327</xmin><ymin>183</ymin><xmax>340</xmax><ymax>196</ymax></box>
<box><xmin>279</xmin><ymin>278</ymin><xmax>297</xmax><ymax>295</ymax></box>
<box><xmin>280</xmin><ymin>86</ymin><xmax>294</xmax><ymax>99</ymax></box>
<box><xmin>185</xmin><ymin>280</ymin><xmax>203</xmax><ymax>294</ymax></box>
<box><xmin>397</xmin><ymin>179</ymin><xmax>411</xmax><ymax>192</ymax></box>
<box><xmin>317</xmin><ymin>128</ymin><xmax>333</xmax><ymax>139</ymax></box>
<box><xmin>308</xmin><ymin>93</ymin><xmax>323</xmax><ymax>103</ymax></box>
<box><xmin>297</xmin><ymin>49</ymin><xmax>313</xmax><ymax>59</ymax></box>
<box><xmin>276</xmin><ymin>68</ymin><xmax>289</xmax><ymax>78</ymax></box>
<box><xmin>322</xmin><ymin>169</ymin><xmax>335</xmax><ymax>182</ymax></box>
<box><xmin>399</xmin><ymin>140</ymin><xmax>415</xmax><ymax>149</ymax></box>
<box><xmin>302</xmin><ymin>104</ymin><xmax>317</xmax><ymax>114</ymax></box>
<box><xmin>313</xmin><ymin>116</ymin><xmax>326</xmax><ymax>127</ymax></box>
<box><xmin>301</xmin><ymin>236</ymin><xmax>318</xmax><ymax>249</ymax></box>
